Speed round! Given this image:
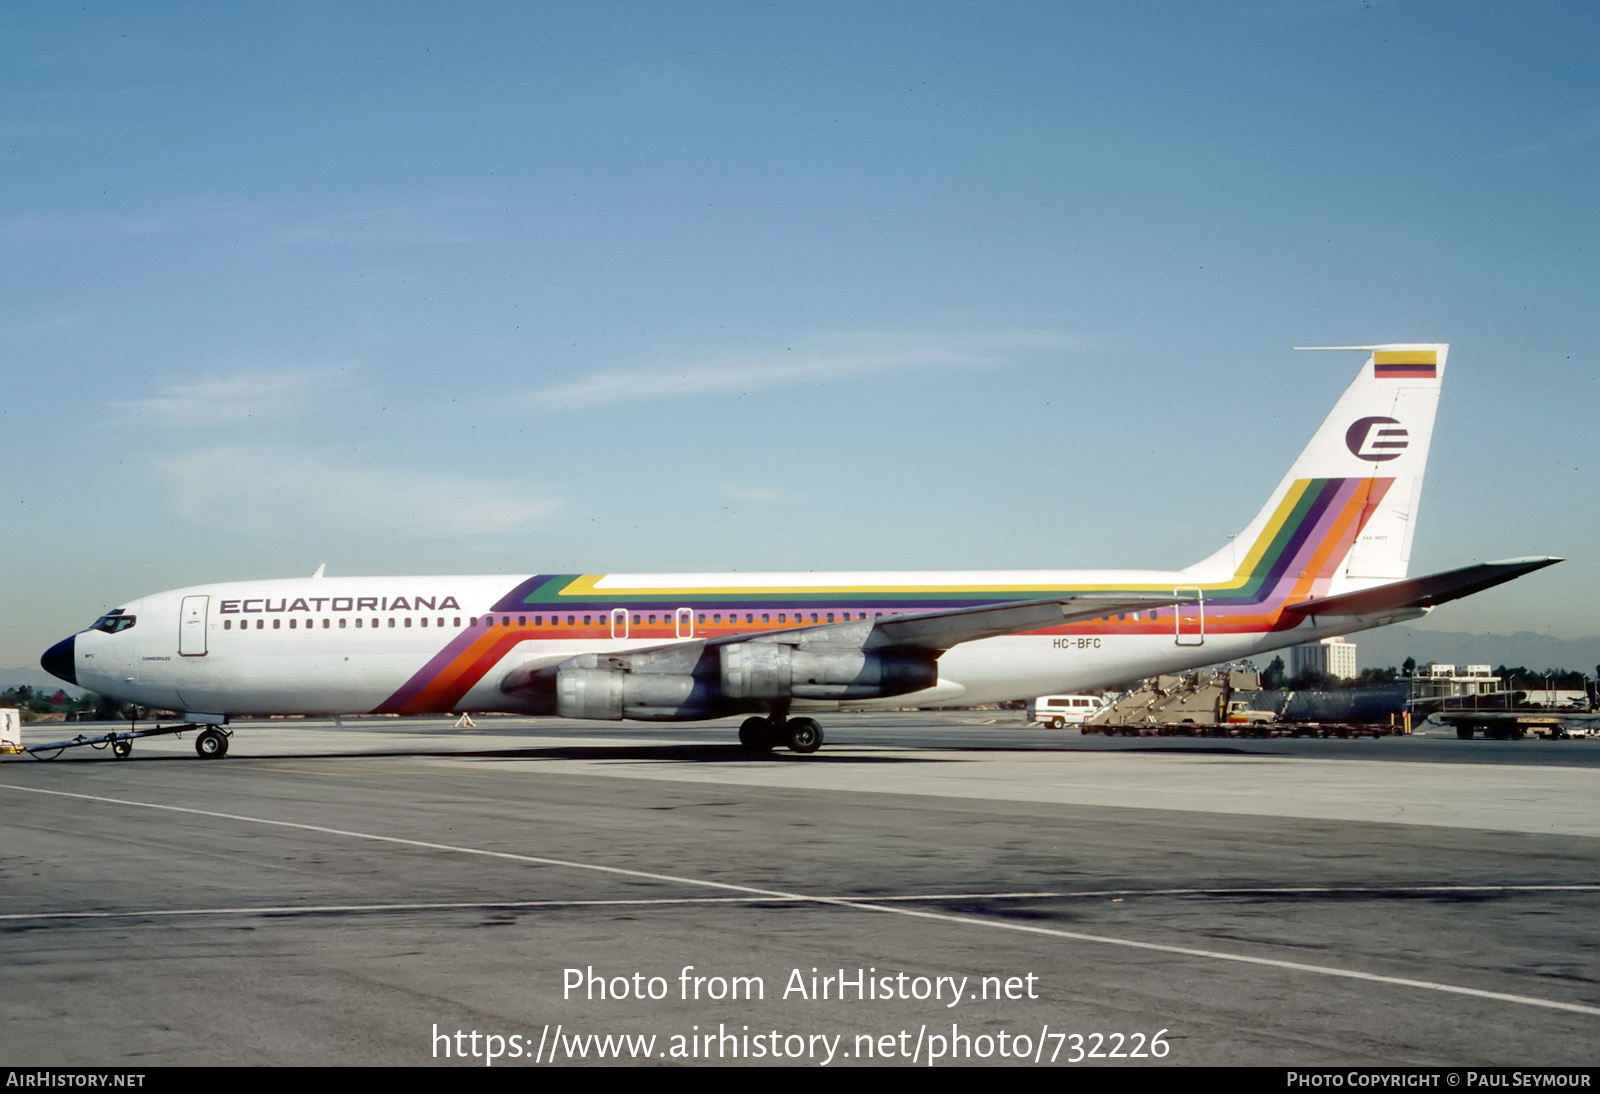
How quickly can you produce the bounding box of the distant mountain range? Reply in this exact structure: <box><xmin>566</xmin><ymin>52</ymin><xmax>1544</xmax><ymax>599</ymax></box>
<box><xmin>1</xmin><ymin>667</ymin><xmax>86</xmax><ymax>696</ymax></box>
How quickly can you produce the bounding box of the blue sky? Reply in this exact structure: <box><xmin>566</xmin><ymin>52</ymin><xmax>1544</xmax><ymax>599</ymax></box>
<box><xmin>3</xmin><ymin>1</ymin><xmax>1595</xmax><ymax>669</ymax></box>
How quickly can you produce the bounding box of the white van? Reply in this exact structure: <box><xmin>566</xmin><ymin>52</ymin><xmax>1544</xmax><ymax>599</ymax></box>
<box><xmin>1028</xmin><ymin>695</ymin><xmax>1105</xmax><ymax>728</ymax></box>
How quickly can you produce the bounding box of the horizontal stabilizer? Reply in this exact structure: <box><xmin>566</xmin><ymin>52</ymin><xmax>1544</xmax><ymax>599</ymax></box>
<box><xmin>1279</xmin><ymin>557</ymin><xmax>1562</xmax><ymax>619</ymax></box>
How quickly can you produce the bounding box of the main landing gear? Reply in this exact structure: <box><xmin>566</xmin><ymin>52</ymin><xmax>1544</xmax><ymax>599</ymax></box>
<box><xmin>738</xmin><ymin>715</ymin><xmax>824</xmax><ymax>755</ymax></box>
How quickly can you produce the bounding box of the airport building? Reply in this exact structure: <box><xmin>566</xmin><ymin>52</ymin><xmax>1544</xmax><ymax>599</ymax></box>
<box><xmin>1290</xmin><ymin>636</ymin><xmax>1357</xmax><ymax>680</ymax></box>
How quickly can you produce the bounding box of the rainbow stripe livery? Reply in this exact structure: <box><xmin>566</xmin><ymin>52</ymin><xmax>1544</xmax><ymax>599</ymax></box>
<box><xmin>41</xmin><ymin>342</ymin><xmax>1562</xmax><ymax>753</ymax></box>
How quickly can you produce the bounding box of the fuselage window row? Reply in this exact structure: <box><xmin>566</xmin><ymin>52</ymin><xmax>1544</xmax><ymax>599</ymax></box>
<box><xmin>217</xmin><ymin>609</ymin><xmax>894</xmax><ymax>634</ymax></box>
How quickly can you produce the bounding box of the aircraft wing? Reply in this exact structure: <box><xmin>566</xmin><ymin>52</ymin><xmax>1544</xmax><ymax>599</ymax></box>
<box><xmin>700</xmin><ymin>592</ymin><xmax>1186</xmax><ymax>653</ymax></box>
<box><xmin>1280</xmin><ymin>557</ymin><xmax>1563</xmax><ymax>619</ymax></box>
<box><xmin>498</xmin><ymin>592</ymin><xmax>1181</xmax><ymax>697</ymax></box>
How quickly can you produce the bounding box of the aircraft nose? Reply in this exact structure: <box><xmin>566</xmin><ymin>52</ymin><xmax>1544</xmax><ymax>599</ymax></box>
<box><xmin>41</xmin><ymin>635</ymin><xmax>77</xmax><ymax>686</ymax></box>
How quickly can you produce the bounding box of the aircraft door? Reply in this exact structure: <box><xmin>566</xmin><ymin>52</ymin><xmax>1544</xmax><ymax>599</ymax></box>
<box><xmin>1174</xmin><ymin>587</ymin><xmax>1204</xmax><ymax>647</ymax></box>
<box><xmin>675</xmin><ymin>607</ymin><xmax>694</xmax><ymax>639</ymax></box>
<box><xmin>610</xmin><ymin>608</ymin><xmax>629</xmax><ymax>639</ymax></box>
<box><xmin>179</xmin><ymin>595</ymin><xmax>209</xmax><ymax>656</ymax></box>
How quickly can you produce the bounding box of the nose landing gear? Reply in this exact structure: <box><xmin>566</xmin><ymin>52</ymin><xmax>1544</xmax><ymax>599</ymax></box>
<box><xmin>194</xmin><ymin>727</ymin><xmax>230</xmax><ymax>759</ymax></box>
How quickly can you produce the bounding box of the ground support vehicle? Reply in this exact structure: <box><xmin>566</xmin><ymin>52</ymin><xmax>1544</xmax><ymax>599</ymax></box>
<box><xmin>1432</xmin><ymin>711</ymin><xmax>1583</xmax><ymax>740</ymax></box>
<box><xmin>7</xmin><ymin>721</ymin><xmax>232</xmax><ymax>760</ymax></box>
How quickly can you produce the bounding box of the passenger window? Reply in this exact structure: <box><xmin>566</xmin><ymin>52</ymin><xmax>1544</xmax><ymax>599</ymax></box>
<box><xmin>339</xmin><ymin>618</ymin><xmax>347</xmax><ymax>629</ymax></box>
<box><xmin>273</xmin><ymin>619</ymin><xmax>281</xmax><ymax>629</ymax></box>
<box><xmin>224</xmin><ymin>620</ymin><xmax>231</xmax><ymax>630</ymax></box>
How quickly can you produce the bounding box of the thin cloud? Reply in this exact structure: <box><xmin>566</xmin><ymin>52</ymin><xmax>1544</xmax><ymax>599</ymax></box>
<box><xmin>0</xmin><ymin>202</ymin><xmax>258</xmax><ymax>243</ymax></box>
<box><xmin>273</xmin><ymin>201</ymin><xmax>478</xmax><ymax>246</ymax></box>
<box><xmin>116</xmin><ymin>366</ymin><xmax>363</xmax><ymax>425</ymax></box>
<box><xmin>722</xmin><ymin>483</ymin><xmax>779</xmax><ymax>504</ymax></box>
<box><xmin>146</xmin><ymin>444</ymin><xmax>563</xmax><ymax>539</ymax></box>
<box><xmin>3</xmin><ymin>311</ymin><xmax>83</xmax><ymax>341</ymax></box>
<box><xmin>528</xmin><ymin>327</ymin><xmax>1084</xmax><ymax>408</ymax></box>
<box><xmin>1486</xmin><ymin>106</ymin><xmax>1600</xmax><ymax>163</ymax></box>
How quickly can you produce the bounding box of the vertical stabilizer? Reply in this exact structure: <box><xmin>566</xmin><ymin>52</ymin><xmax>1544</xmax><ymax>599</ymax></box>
<box><xmin>1184</xmin><ymin>344</ymin><xmax>1447</xmax><ymax>596</ymax></box>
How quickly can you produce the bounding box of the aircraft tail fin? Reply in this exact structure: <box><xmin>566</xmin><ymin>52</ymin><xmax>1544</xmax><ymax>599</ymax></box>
<box><xmin>1183</xmin><ymin>344</ymin><xmax>1447</xmax><ymax>599</ymax></box>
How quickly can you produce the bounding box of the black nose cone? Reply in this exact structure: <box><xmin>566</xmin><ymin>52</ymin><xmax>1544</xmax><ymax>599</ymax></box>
<box><xmin>41</xmin><ymin>636</ymin><xmax>76</xmax><ymax>686</ymax></box>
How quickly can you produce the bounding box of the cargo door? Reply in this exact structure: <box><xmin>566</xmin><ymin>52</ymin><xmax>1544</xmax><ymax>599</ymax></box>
<box><xmin>1174</xmin><ymin>587</ymin><xmax>1204</xmax><ymax>647</ymax></box>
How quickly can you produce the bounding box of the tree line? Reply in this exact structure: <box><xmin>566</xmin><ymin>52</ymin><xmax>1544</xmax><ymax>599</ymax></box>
<box><xmin>1</xmin><ymin>686</ymin><xmax>136</xmax><ymax>722</ymax></box>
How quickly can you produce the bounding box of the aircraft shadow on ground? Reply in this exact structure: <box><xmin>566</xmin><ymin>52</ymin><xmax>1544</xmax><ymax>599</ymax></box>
<box><xmin>11</xmin><ymin>744</ymin><xmax>945</xmax><ymax>765</ymax></box>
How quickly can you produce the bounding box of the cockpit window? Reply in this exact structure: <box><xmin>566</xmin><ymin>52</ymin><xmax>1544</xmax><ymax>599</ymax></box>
<box><xmin>92</xmin><ymin>609</ymin><xmax>137</xmax><ymax>634</ymax></box>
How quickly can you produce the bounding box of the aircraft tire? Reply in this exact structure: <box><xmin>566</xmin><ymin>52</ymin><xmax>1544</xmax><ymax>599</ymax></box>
<box><xmin>195</xmin><ymin>728</ymin><xmax>229</xmax><ymax>760</ymax></box>
<box><xmin>738</xmin><ymin>717</ymin><xmax>774</xmax><ymax>753</ymax></box>
<box><xmin>786</xmin><ymin>717</ymin><xmax>823</xmax><ymax>754</ymax></box>
<box><xmin>112</xmin><ymin>739</ymin><xmax>132</xmax><ymax>759</ymax></box>
<box><xmin>1456</xmin><ymin>725</ymin><xmax>1473</xmax><ymax>740</ymax></box>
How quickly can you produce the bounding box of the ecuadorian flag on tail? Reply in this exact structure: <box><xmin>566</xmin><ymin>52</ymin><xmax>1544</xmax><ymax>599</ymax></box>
<box><xmin>1373</xmin><ymin>349</ymin><xmax>1437</xmax><ymax>379</ymax></box>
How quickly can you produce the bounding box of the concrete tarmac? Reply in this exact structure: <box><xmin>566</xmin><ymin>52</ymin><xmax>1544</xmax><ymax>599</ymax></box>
<box><xmin>1</xmin><ymin>713</ymin><xmax>1596</xmax><ymax>1067</ymax></box>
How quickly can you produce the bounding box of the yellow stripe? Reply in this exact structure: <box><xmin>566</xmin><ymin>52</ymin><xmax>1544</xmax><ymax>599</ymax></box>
<box><xmin>1374</xmin><ymin>350</ymin><xmax>1436</xmax><ymax>365</ymax></box>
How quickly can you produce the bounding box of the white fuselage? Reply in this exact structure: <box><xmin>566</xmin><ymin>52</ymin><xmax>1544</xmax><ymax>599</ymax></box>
<box><xmin>64</xmin><ymin>570</ymin><xmax>1407</xmax><ymax>719</ymax></box>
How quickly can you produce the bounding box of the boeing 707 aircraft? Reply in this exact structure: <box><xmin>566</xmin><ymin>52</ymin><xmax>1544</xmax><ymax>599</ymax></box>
<box><xmin>39</xmin><ymin>344</ymin><xmax>1559</xmax><ymax>758</ymax></box>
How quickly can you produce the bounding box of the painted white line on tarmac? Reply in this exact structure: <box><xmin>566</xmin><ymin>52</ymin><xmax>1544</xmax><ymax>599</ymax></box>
<box><xmin>6</xmin><ymin>782</ymin><xmax>1598</xmax><ymax>1018</ymax></box>
<box><xmin>5</xmin><ymin>884</ymin><xmax>1594</xmax><ymax>924</ymax></box>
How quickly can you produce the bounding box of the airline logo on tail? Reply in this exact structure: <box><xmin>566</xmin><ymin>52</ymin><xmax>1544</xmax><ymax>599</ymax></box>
<box><xmin>1345</xmin><ymin>416</ymin><xmax>1409</xmax><ymax>462</ymax></box>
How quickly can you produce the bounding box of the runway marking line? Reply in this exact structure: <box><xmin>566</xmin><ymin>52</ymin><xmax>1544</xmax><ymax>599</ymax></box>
<box><xmin>5</xmin><ymin>781</ymin><xmax>1598</xmax><ymax>1019</ymax></box>
<box><xmin>4</xmin><ymin>885</ymin><xmax>1597</xmax><ymax>923</ymax></box>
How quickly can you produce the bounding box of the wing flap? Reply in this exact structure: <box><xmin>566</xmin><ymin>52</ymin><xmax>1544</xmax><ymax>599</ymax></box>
<box><xmin>859</xmin><ymin>593</ymin><xmax>1183</xmax><ymax>651</ymax></box>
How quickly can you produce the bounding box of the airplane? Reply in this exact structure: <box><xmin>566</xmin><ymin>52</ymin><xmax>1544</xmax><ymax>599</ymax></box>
<box><xmin>39</xmin><ymin>343</ymin><xmax>1560</xmax><ymax>760</ymax></box>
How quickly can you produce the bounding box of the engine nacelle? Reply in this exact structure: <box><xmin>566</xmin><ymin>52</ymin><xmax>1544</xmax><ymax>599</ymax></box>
<box><xmin>720</xmin><ymin>644</ymin><xmax>937</xmax><ymax>701</ymax></box>
<box><xmin>556</xmin><ymin>667</ymin><xmax>714</xmax><ymax>721</ymax></box>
